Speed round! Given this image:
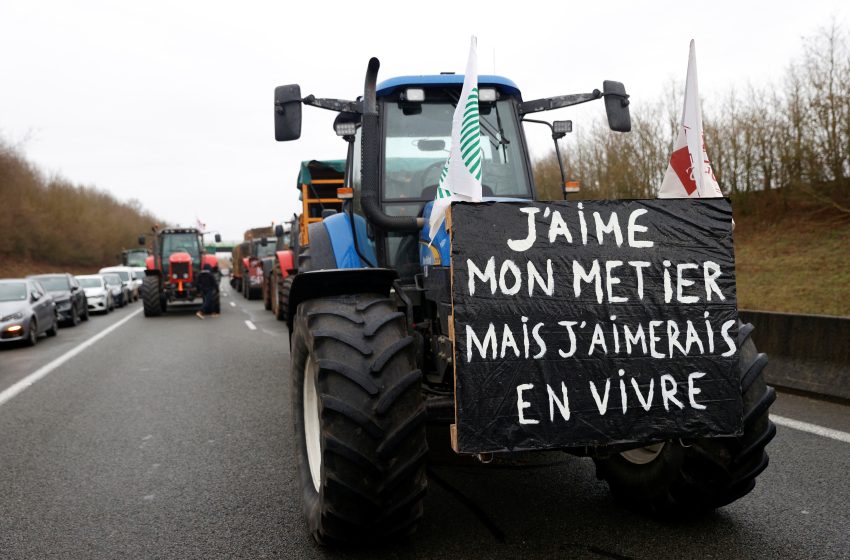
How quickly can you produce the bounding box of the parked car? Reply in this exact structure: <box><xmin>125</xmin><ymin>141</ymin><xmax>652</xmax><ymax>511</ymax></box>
<box><xmin>99</xmin><ymin>266</ymin><xmax>136</xmax><ymax>302</ymax></box>
<box><xmin>27</xmin><ymin>273</ymin><xmax>89</xmax><ymax>326</ymax></box>
<box><xmin>76</xmin><ymin>274</ymin><xmax>115</xmax><ymax>314</ymax></box>
<box><xmin>0</xmin><ymin>278</ymin><xmax>58</xmax><ymax>346</ymax></box>
<box><xmin>130</xmin><ymin>267</ymin><xmax>146</xmax><ymax>294</ymax></box>
<box><xmin>101</xmin><ymin>273</ymin><xmax>127</xmax><ymax>307</ymax></box>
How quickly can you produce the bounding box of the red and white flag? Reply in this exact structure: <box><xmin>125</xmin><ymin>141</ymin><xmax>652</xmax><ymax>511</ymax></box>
<box><xmin>659</xmin><ymin>40</ymin><xmax>723</xmax><ymax>198</ymax></box>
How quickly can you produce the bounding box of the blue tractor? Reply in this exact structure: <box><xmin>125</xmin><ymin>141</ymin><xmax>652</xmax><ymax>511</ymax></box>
<box><xmin>273</xmin><ymin>58</ymin><xmax>774</xmax><ymax>546</ymax></box>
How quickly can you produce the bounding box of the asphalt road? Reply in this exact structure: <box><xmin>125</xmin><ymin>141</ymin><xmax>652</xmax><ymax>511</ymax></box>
<box><xmin>1</xmin><ymin>288</ymin><xmax>848</xmax><ymax>559</ymax></box>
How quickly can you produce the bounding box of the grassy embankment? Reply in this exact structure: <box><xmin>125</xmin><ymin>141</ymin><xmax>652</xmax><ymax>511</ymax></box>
<box><xmin>733</xmin><ymin>188</ymin><xmax>850</xmax><ymax>316</ymax></box>
<box><xmin>0</xmin><ymin>141</ymin><xmax>162</xmax><ymax>278</ymax></box>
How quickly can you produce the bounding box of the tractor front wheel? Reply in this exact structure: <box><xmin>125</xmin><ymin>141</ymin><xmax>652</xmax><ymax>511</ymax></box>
<box><xmin>142</xmin><ymin>276</ymin><xmax>163</xmax><ymax>317</ymax></box>
<box><xmin>291</xmin><ymin>294</ymin><xmax>427</xmax><ymax>545</ymax></box>
<box><xmin>593</xmin><ymin>321</ymin><xmax>776</xmax><ymax>516</ymax></box>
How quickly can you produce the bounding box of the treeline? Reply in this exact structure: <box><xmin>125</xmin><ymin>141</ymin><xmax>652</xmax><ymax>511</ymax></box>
<box><xmin>533</xmin><ymin>21</ymin><xmax>850</xmax><ymax>213</ymax></box>
<box><xmin>0</xmin><ymin>140</ymin><xmax>162</xmax><ymax>272</ymax></box>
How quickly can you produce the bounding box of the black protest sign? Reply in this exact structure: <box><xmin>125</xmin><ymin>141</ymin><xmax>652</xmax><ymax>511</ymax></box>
<box><xmin>450</xmin><ymin>199</ymin><xmax>742</xmax><ymax>453</ymax></box>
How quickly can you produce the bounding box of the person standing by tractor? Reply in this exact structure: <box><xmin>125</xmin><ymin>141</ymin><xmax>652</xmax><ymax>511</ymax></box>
<box><xmin>196</xmin><ymin>264</ymin><xmax>219</xmax><ymax>319</ymax></box>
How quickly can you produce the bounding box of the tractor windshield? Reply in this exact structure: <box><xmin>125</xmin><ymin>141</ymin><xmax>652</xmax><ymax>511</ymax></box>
<box><xmin>124</xmin><ymin>250</ymin><xmax>148</xmax><ymax>267</ymax></box>
<box><xmin>382</xmin><ymin>93</ymin><xmax>532</xmax><ymax>207</ymax></box>
<box><xmin>162</xmin><ymin>233</ymin><xmax>201</xmax><ymax>263</ymax></box>
<box><xmin>255</xmin><ymin>242</ymin><xmax>276</xmax><ymax>258</ymax></box>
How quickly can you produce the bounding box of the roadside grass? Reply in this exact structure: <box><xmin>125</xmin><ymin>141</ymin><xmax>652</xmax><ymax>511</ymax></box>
<box><xmin>734</xmin><ymin>189</ymin><xmax>850</xmax><ymax>316</ymax></box>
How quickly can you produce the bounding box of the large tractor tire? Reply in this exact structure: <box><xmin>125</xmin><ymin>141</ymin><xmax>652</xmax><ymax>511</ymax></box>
<box><xmin>271</xmin><ymin>268</ymin><xmax>282</xmax><ymax>320</ymax></box>
<box><xmin>263</xmin><ymin>274</ymin><xmax>273</xmax><ymax>310</ymax></box>
<box><xmin>142</xmin><ymin>276</ymin><xmax>163</xmax><ymax>317</ymax></box>
<box><xmin>276</xmin><ymin>275</ymin><xmax>294</xmax><ymax>322</ymax></box>
<box><xmin>593</xmin><ymin>321</ymin><xmax>776</xmax><ymax>516</ymax></box>
<box><xmin>291</xmin><ymin>294</ymin><xmax>427</xmax><ymax>546</ymax></box>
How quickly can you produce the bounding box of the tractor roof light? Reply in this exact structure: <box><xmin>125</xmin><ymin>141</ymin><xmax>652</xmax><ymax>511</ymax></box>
<box><xmin>478</xmin><ymin>88</ymin><xmax>497</xmax><ymax>102</ymax></box>
<box><xmin>334</xmin><ymin>121</ymin><xmax>357</xmax><ymax>137</ymax></box>
<box><xmin>403</xmin><ymin>88</ymin><xmax>425</xmax><ymax>102</ymax></box>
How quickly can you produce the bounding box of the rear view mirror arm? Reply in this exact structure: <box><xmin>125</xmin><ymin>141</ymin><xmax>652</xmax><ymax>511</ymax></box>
<box><xmin>300</xmin><ymin>95</ymin><xmax>362</xmax><ymax>114</ymax></box>
<box><xmin>519</xmin><ymin>90</ymin><xmax>602</xmax><ymax>115</ymax></box>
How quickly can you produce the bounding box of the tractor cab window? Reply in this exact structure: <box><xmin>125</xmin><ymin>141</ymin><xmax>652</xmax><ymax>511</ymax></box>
<box><xmin>380</xmin><ymin>90</ymin><xmax>533</xmax><ymax>280</ymax></box>
<box><xmin>162</xmin><ymin>233</ymin><xmax>201</xmax><ymax>261</ymax></box>
<box><xmin>255</xmin><ymin>242</ymin><xmax>276</xmax><ymax>258</ymax></box>
<box><xmin>382</xmin><ymin>91</ymin><xmax>532</xmax><ymax>207</ymax></box>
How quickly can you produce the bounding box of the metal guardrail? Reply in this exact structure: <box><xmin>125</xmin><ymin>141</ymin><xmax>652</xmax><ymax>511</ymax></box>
<box><xmin>740</xmin><ymin>310</ymin><xmax>850</xmax><ymax>401</ymax></box>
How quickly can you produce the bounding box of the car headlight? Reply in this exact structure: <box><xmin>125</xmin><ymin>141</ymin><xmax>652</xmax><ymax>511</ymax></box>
<box><xmin>1</xmin><ymin>312</ymin><xmax>24</xmax><ymax>322</ymax></box>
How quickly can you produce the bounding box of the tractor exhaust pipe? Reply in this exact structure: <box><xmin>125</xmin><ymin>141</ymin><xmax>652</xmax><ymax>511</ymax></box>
<box><xmin>360</xmin><ymin>57</ymin><xmax>422</xmax><ymax>233</ymax></box>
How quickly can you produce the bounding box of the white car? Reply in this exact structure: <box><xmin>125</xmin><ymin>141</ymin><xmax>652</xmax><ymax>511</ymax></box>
<box><xmin>100</xmin><ymin>273</ymin><xmax>128</xmax><ymax>307</ymax></box>
<box><xmin>99</xmin><ymin>266</ymin><xmax>137</xmax><ymax>302</ymax></box>
<box><xmin>76</xmin><ymin>274</ymin><xmax>115</xmax><ymax>313</ymax></box>
<box><xmin>130</xmin><ymin>267</ymin><xmax>146</xmax><ymax>294</ymax></box>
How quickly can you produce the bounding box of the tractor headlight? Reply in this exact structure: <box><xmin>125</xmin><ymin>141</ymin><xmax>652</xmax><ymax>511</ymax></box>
<box><xmin>1</xmin><ymin>312</ymin><xmax>23</xmax><ymax>322</ymax></box>
<box><xmin>334</xmin><ymin>121</ymin><xmax>357</xmax><ymax>137</ymax></box>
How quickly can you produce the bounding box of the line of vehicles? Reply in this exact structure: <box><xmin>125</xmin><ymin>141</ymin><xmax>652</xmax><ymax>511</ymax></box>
<box><xmin>0</xmin><ymin>264</ymin><xmax>144</xmax><ymax>347</ymax></box>
<box><xmin>228</xmin><ymin>159</ymin><xmax>344</xmax><ymax>325</ymax></box>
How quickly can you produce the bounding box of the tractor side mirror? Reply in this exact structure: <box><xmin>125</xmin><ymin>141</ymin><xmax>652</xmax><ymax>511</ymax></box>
<box><xmin>274</xmin><ymin>224</ymin><xmax>284</xmax><ymax>238</ymax></box>
<box><xmin>138</xmin><ymin>235</ymin><xmax>146</xmax><ymax>245</ymax></box>
<box><xmin>275</xmin><ymin>84</ymin><xmax>302</xmax><ymax>141</ymax></box>
<box><xmin>214</xmin><ymin>233</ymin><xmax>222</xmax><ymax>243</ymax></box>
<box><xmin>603</xmin><ymin>81</ymin><xmax>631</xmax><ymax>132</ymax></box>
<box><xmin>260</xmin><ymin>238</ymin><xmax>268</xmax><ymax>247</ymax></box>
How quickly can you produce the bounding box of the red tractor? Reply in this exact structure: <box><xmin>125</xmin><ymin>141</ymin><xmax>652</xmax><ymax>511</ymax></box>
<box><xmin>139</xmin><ymin>227</ymin><xmax>220</xmax><ymax>317</ymax></box>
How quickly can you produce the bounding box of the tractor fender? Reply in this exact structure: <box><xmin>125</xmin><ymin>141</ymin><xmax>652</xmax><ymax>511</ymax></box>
<box><xmin>286</xmin><ymin>268</ymin><xmax>398</xmax><ymax>330</ymax></box>
<box><xmin>145</xmin><ymin>255</ymin><xmax>156</xmax><ymax>271</ymax></box>
<box><xmin>202</xmin><ymin>254</ymin><xmax>218</xmax><ymax>270</ymax></box>
<box><xmin>286</xmin><ymin>218</ymin><xmax>388</xmax><ymax>329</ymax></box>
<box><xmin>242</xmin><ymin>257</ymin><xmax>250</xmax><ymax>271</ymax></box>
<box><xmin>275</xmin><ymin>250</ymin><xmax>295</xmax><ymax>277</ymax></box>
<box><xmin>321</xmin><ymin>212</ymin><xmax>377</xmax><ymax>269</ymax></box>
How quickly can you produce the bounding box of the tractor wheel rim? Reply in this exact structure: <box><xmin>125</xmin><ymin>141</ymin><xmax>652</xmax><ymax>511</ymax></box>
<box><xmin>303</xmin><ymin>357</ymin><xmax>322</xmax><ymax>492</ymax></box>
<box><xmin>620</xmin><ymin>442</ymin><xmax>666</xmax><ymax>465</ymax></box>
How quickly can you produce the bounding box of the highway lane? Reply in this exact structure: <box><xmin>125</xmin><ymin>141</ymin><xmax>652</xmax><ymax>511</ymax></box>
<box><xmin>0</xmin><ymin>288</ymin><xmax>848</xmax><ymax>559</ymax></box>
<box><xmin>0</xmin><ymin>299</ymin><xmax>143</xmax><ymax>390</ymax></box>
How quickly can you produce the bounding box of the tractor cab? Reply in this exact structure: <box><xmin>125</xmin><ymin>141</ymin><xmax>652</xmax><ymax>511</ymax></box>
<box><xmin>367</xmin><ymin>75</ymin><xmax>535</xmax><ymax>280</ymax></box>
<box><xmin>161</xmin><ymin>230</ymin><xmax>203</xmax><ymax>272</ymax></box>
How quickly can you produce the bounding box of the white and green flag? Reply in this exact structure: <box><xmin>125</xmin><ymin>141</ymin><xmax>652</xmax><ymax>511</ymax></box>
<box><xmin>428</xmin><ymin>36</ymin><xmax>483</xmax><ymax>242</ymax></box>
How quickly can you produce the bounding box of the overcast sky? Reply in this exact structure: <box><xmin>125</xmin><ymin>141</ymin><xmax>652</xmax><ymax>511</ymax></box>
<box><xmin>1</xmin><ymin>1</ymin><xmax>847</xmax><ymax>240</ymax></box>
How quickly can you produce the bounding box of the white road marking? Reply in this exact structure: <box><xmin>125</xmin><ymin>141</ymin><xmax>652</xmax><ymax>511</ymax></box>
<box><xmin>0</xmin><ymin>307</ymin><xmax>144</xmax><ymax>407</ymax></box>
<box><xmin>245</xmin><ymin>320</ymin><xmax>257</xmax><ymax>331</ymax></box>
<box><xmin>771</xmin><ymin>414</ymin><xmax>850</xmax><ymax>444</ymax></box>
<box><xmin>230</xmin><ymin>302</ymin><xmax>236</xmax><ymax>307</ymax></box>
